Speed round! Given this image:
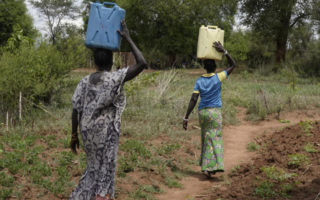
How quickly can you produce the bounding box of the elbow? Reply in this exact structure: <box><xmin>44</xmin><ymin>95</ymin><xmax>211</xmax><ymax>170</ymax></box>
<box><xmin>139</xmin><ymin>59</ymin><xmax>148</xmax><ymax>69</ymax></box>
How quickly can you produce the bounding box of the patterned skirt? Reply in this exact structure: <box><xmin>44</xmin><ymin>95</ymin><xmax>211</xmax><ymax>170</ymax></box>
<box><xmin>198</xmin><ymin>108</ymin><xmax>224</xmax><ymax>172</ymax></box>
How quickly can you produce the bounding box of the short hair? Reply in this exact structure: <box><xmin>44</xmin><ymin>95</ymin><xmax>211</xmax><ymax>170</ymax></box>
<box><xmin>93</xmin><ymin>48</ymin><xmax>113</xmax><ymax>70</ymax></box>
<box><xmin>203</xmin><ymin>59</ymin><xmax>217</xmax><ymax>72</ymax></box>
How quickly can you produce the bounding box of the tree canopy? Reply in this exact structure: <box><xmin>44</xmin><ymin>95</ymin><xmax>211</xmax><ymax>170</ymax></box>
<box><xmin>82</xmin><ymin>0</ymin><xmax>237</xmax><ymax>66</ymax></box>
<box><xmin>0</xmin><ymin>0</ymin><xmax>36</xmax><ymax>46</ymax></box>
<box><xmin>241</xmin><ymin>0</ymin><xmax>319</xmax><ymax>63</ymax></box>
<box><xmin>29</xmin><ymin>0</ymin><xmax>79</xmax><ymax>44</ymax></box>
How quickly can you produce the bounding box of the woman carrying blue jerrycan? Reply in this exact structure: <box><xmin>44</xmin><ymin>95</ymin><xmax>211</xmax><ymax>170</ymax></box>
<box><xmin>69</xmin><ymin>21</ymin><xmax>147</xmax><ymax>200</ymax></box>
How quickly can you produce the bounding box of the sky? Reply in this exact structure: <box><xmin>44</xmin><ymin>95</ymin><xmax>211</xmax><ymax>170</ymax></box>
<box><xmin>25</xmin><ymin>1</ymin><xmax>84</xmax><ymax>36</ymax></box>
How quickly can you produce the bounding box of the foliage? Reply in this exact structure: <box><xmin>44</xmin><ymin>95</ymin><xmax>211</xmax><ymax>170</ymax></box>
<box><xmin>225</xmin><ymin>31</ymin><xmax>250</xmax><ymax>63</ymax></box>
<box><xmin>83</xmin><ymin>0</ymin><xmax>237</xmax><ymax>67</ymax></box>
<box><xmin>245</xmin><ymin>32</ymin><xmax>275</xmax><ymax>69</ymax></box>
<box><xmin>29</xmin><ymin>0</ymin><xmax>80</xmax><ymax>45</ymax></box>
<box><xmin>0</xmin><ymin>0</ymin><xmax>36</xmax><ymax>46</ymax></box>
<box><xmin>241</xmin><ymin>0</ymin><xmax>318</xmax><ymax>63</ymax></box>
<box><xmin>0</xmin><ymin>42</ymin><xmax>74</xmax><ymax>119</ymax></box>
<box><xmin>292</xmin><ymin>38</ymin><xmax>320</xmax><ymax>77</ymax></box>
<box><xmin>55</xmin><ymin>23</ymin><xmax>91</xmax><ymax>69</ymax></box>
<box><xmin>2</xmin><ymin>25</ymin><xmax>34</xmax><ymax>53</ymax></box>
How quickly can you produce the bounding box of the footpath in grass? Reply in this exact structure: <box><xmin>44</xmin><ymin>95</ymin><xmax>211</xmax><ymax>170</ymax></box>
<box><xmin>206</xmin><ymin>121</ymin><xmax>320</xmax><ymax>200</ymax></box>
<box><xmin>0</xmin><ymin>69</ymin><xmax>319</xmax><ymax>199</ymax></box>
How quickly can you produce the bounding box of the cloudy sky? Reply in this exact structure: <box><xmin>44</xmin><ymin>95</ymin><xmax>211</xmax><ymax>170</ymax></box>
<box><xmin>25</xmin><ymin>1</ymin><xmax>84</xmax><ymax>36</ymax></box>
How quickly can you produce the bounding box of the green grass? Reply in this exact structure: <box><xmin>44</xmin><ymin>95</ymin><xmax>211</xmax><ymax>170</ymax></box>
<box><xmin>164</xmin><ymin>176</ymin><xmax>183</xmax><ymax>188</ymax></box>
<box><xmin>254</xmin><ymin>166</ymin><xmax>298</xmax><ymax>198</ymax></box>
<box><xmin>288</xmin><ymin>153</ymin><xmax>309</xmax><ymax>168</ymax></box>
<box><xmin>299</xmin><ymin>121</ymin><xmax>314</xmax><ymax>136</ymax></box>
<box><xmin>304</xmin><ymin>143</ymin><xmax>318</xmax><ymax>153</ymax></box>
<box><xmin>254</xmin><ymin>181</ymin><xmax>278</xmax><ymax>199</ymax></box>
<box><xmin>247</xmin><ymin>142</ymin><xmax>260</xmax><ymax>152</ymax></box>
<box><xmin>261</xmin><ymin>166</ymin><xmax>296</xmax><ymax>182</ymax></box>
<box><xmin>0</xmin><ymin>68</ymin><xmax>319</xmax><ymax>199</ymax></box>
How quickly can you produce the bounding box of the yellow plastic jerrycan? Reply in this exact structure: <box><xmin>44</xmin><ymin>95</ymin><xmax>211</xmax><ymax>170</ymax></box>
<box><xmin>197</xmin><ymin>25</ymin><xmax>225</xmax><ymax>61</ymax></box>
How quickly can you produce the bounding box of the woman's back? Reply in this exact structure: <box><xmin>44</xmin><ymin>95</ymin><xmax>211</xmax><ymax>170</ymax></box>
<box><xmin>194</xmin><ymin>71</ymin><xmax>227</xmax><ymax>110</ymax></box>
<box><xmin>72</xmin><ymin>68</ymin><xmax>127</xmax><ymax>130</ymax></box>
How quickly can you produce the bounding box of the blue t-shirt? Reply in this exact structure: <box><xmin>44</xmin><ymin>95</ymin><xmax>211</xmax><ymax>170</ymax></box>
<box><xmin>193</xmin><ymin>71</ymin><xmax>228</xmax><ymax>110</ymax></box>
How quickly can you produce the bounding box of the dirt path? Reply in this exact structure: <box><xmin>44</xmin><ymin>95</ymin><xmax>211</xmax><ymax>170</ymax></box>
<box><xmin>156</xmin><ymin>108</ymin><xmax>320</xmax><ymax>200</ymax></box>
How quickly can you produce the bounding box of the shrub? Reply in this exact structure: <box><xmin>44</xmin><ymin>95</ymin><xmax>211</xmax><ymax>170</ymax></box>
<box><xmin>0</xmin><ymin>42</ymin><xmax>74</xmax><ymax>121</ymax></box>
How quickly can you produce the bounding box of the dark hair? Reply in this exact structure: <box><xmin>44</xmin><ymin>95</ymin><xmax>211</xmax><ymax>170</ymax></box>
<box><xmin>203</xmin><ymin>59</ymin><xmax>217</xmax><ymax>73</ymax></box>
<box><xmin>93</xmin><ymin>48</ymin><xmax>113</xmax><ymax>70</ymax></box>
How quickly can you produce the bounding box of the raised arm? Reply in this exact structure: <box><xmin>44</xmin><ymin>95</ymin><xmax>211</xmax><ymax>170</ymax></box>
<box><xmin>183</xmin><ymin>93</ymin><xmax>200</xmax><ymax>130</ymax></box>
<box><xmin>213</xmin><ymin>42</ymin><xmax>236</xmax><ymax>75</ymax></box>
<box><xmin>117</xmin><ymin>21</ymin><xmax>147</xmax><ymax>82</ymax></box>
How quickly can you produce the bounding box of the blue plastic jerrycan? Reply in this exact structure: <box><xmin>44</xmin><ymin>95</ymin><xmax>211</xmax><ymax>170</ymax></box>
<box><xmin>85</xmin><ymin>2</ymin><xmax>126</xmax><ymax>51</ymax></box>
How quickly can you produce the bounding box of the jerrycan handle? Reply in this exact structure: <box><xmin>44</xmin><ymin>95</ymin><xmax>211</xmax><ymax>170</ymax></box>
<box><xmin>103</xmin><ymin>2</ymin><xmax>117</xmax><ymax>7</ymax></box>
<box><xmin>207</xmin><ymin>26</ymin><xmax>218</xmax><ymax>29</ymax></box>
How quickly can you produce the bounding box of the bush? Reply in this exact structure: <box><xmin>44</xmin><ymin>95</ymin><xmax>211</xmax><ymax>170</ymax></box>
<box><xmin>0</xmin><ymin>42</ymin><xmax>74</xmax><ymax>120</ymax></box>
<box><xmin>225</xmin><ymin>31</ymin><xmax>250</xmax><ymax>63</ymax></box>
<box><xmin>293</xmin><ymin>40</ymin><xmax>320</xmax><ymax>77</ymax></box>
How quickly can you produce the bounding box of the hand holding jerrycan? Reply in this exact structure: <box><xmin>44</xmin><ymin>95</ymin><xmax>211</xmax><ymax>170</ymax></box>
<box><xmin>197</xmin><ymin>25</ymin><xmax>225</xmax><ymax>61</ymax></box>
<box><xmin>85</xmin><ymin>2</ymin><xmax>126</xmax><ymax>51</ymax></box>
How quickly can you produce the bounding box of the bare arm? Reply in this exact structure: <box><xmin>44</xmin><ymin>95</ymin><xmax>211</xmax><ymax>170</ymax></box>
<box><xmin>214</xmin><ymin>42</ymin><xmax>236</xmax><ymax>75</ymax></box>
<box><xmin>70</xmin><ymin>109</ymin><xmax>80</xmax><ymax>153</ymax></box>
<box><xmin>183</xmin><ymin>93</ymin><xmax>200</xmax><ymax>130</ymax></box>
<box><xmin>71</xmin><ymin>109</ymin><xmax>78</xmax><ymax>135</ymax></box>
<box><xmin>224</xmin><ymin>52</ymin><xmax>236</xmax><ymax>75</ymax></box>
<box><xmin>118</xmin><ymin>21</ymin><xmax>147</xmax><ymax>82</ymax></box>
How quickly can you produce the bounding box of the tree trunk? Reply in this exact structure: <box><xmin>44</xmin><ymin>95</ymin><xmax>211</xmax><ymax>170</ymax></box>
<box><xmin>275</xmin><ymin>33</ymin><xmax>288</xmax><ymax>63</ymax></box>
<box><xmin>274</xmin><ymin>0</ymin><xmax>295</xmax><ymax>63</ymax></box>
<box><xmin>169</xmin><ymin>54</ymin><xmax>176</xmax><ymax>67</ymax></box>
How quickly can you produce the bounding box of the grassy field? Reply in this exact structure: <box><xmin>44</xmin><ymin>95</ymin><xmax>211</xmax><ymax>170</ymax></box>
<box><xmin>0</xmin><ymin>68</ymin><xmax>319</xmax><ymax>199</ymax></box>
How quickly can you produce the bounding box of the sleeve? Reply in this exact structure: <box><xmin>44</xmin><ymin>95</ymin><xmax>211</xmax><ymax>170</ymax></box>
<box><xmin>217</xmin><ymin>70</ymin><xmax>228</xmax><ymax>82</ymax></box>
<box><xmin>193</xmin><ymin>79</ymin><xmax>200</xmax><ymax>94</ymax></box>
<box><xmin>72</xmin><ymin>79</ymin><xmax>85</xmax><ymax>113</ymax></box>
<box><xmin>112</xmin><ymin>67</ymin><xmax>129</xmax><ymax>87</ymax></box>
<box><xmin>112</xmin><ymin>67</ymin><xmax>129</xmax><ymax>111</ymax></box>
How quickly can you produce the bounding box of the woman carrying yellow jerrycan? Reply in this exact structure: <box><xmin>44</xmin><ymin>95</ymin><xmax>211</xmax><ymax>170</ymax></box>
<box><xmin>183</xmin><ymin>41</ymin><xmax>236</xmax><ymax>178</ymax></box>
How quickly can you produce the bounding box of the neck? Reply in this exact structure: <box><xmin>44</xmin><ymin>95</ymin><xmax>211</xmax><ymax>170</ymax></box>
<box><xmin>206</xmin><ymin>70</ymin><xmax>215</xmax><ymax>74</ymax></box>
<box><xmin>97</xmin><ymin>67</ymin><xmax>111</xmax><ymax>72</ymax></box>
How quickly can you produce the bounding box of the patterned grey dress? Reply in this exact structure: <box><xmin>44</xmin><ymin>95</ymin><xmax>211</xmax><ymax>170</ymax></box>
<box><xmin>70</xmin><ymin>68</ymin><xmax>128</xmax><ymax>200</ymax></box>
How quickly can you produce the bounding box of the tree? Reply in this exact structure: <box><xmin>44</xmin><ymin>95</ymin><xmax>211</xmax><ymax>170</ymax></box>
<box><xmin>240</xmin><ymin>0</ymin><xmax>318</xmax><ymax>63</ymax></box>
<box><xmin>29</xmin><ymin>0</ymin><xmax>79</xmax><ymax>45</ymax></box>
<box><xmin>82</xmin><ymin>0</ymin><xmax>238</xmax><ymax>66</ymax></box>
<box><xmin>0</xmin><ymin>0</ymin><xmax>36</xmax><ymax>46</ymax></box>
<box><xmin>119</xmin><ymin>0</ymin><xmax>238</xmax><ymax>65</ymax></box>
<box><xmin>55</xmin><ymin>23</ymin><xmax>91</xmax><ymax>69</ymax></box>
